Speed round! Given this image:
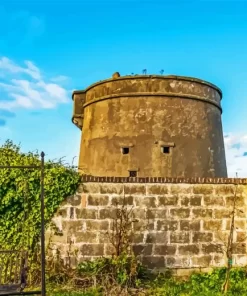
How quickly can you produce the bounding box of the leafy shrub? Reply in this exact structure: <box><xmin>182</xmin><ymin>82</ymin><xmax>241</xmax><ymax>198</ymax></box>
<box><xmin>0</xmin><ymin>140</ymin><xmax>80</xmax><ymax>250</ymax></box>
<box><xmin>147</xmin><ymin>268</ymin><xmax>247</xmax><ymax>296</ymax></box>
<box><xmin>77</xmin><ymin>252</ymin><xmax>148</xmax><ymax>288</ymax></box>
<box><xmin>0</xmin><ymin>140</ymin><xmax>80</xmax><ymax>285</ymax></box>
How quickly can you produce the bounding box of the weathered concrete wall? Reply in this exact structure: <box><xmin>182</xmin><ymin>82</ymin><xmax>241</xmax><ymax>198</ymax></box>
<box><xmin>48</xmin><ymin>177</ymin><xmax>247</xmax><ymax>275</ymax></box>
<box><xmin>72</xmin><ymin>75</ymin><xmax>227</xmax><ymax>178</ymax></box>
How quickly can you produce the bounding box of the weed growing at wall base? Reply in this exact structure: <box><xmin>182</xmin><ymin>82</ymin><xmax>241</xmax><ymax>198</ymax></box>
<box><xmin>45</xmin><ymin>267</ymin><xmax>247</xmax><ymax>295</ymax></box>
<box><xmin>147</xmin><ymin>268</ymin><xmax>247</xmax><ymax>295</ymax></box>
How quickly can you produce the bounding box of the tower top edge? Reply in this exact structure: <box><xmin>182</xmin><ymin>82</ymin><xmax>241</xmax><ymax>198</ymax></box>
<box><xmin>72</xmin><ymin>74</ymin><xmax>222</xmax><ymax>100</ymax></box>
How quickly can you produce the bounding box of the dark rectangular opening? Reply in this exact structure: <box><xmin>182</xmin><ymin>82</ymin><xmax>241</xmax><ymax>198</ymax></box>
<box><xmin>129</xmin><ymin>170</ymin><xmax>137</xmax><ymax>177</ymax></box>
<box><xmin>122</xmin><ymin>147</ymin><xmax>129</xmax><ymax>154</ymax></box>
<box><xmin>162</xmin><ymin>146</ymin><xmax>170</xmax><ymax>154</ymax></box>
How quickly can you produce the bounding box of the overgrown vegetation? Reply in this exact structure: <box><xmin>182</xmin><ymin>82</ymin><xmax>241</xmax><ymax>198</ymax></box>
<box><xmin>0</xmin><ymin>140</ymin><xmax>80</xmax><ymax>284</ymax></box>
<box><xmin>147</xmin><ymin>268</ymin><xmax>247</xmax><ymax>296</ymax></box>
<box><xmin>44</xmin><ymin>267</ymin><xmax>247</xmax><ymax>295</ymax></box>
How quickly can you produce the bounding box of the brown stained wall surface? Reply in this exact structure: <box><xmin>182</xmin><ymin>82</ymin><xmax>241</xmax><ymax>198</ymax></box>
<box><xmin>72</xmin><ymin>75</ymin><xmax>227</xmax><ymax>178</ymax></box>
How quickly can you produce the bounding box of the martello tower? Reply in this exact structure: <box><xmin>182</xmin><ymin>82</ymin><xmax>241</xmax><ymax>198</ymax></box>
<box><xmin>72</xmin><ymin>73</ymin><xmax>227</xmax><ymax>178</ymax></box>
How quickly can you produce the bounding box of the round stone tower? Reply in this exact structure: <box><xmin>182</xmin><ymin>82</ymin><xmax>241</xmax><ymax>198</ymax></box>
<box><xmin>72</xmin><ymin>74</ymin><xmax>227</xmax><ymax>178</ymax></box>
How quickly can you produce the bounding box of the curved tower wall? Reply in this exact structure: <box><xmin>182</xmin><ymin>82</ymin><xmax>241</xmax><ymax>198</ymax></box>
<box><xmin>72</xmin><ymin>75</ymin><xmax>227</xmax><ymax>178</ymax></box>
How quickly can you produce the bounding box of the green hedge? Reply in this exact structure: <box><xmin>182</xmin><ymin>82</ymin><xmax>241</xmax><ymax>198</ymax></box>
<box><xmin>0</xmin><ymin>140</ymin><xmax>80</xmax><ymax>251</ymax></box>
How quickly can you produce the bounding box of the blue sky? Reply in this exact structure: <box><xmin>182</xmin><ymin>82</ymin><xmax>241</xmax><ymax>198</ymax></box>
<box><xmin>0</xmin><ymin>0</ymin><xmax>247</xmax><ymax>176</ymax></box>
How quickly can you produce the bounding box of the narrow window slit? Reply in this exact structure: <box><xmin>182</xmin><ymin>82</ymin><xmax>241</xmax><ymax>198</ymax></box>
<box><xmin>122</xmin><ymin>147</ymin><xmax>129</xmax><ymax>154</ymax></box>
<box><xmin>70</xmin><ymin>207</ymin><xmax>75</xmax><ymax>219</ymax></box>
<box><xmin>162</xmin><ymin>146</ymin><xmax>170</xmax><ymax>154</ymax></box>
<box><xmin>129</xmin><ymin>171</ymin><xmax>137</xmax><ymax>177</ymax></box>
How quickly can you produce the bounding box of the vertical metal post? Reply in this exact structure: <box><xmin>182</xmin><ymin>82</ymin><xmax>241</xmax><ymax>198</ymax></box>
<box><xmin>40</xmin><ymin>152</ymin><xmax>46</xmax><ymax>296</ymax></box>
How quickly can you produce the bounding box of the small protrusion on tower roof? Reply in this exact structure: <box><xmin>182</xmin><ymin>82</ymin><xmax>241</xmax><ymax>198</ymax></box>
<box><xmin>112</xmin><ymin>72</ymin><xmax>120</xmax><ymax>79</ymax></box>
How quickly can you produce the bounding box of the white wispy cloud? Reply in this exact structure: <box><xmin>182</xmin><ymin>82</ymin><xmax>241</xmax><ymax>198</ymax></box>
<box><xmin>0</xmin><ymin>57</ymin><xmax>69</xmax><ymax>111</ymax></box>
<box><xmin>224</xmin><ymin>133</ymin><xmax>247</xmax><ymax>177</ymax></box>
<box><xmin>0</xmin><ymin>57</ymin><xmax>41</xmax><ymax>80</ymax></box>
<box><xmin>51</xmin><ymin>75</ymin><xmax>69</xmax><ymax>83</ymax></box>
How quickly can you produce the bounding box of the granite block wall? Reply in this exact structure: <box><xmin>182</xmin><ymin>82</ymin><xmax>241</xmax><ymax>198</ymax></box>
<box><xmin>47</xmin><ymin>177</ymin><xmax>247</xmax><ymax>274</ymax></box>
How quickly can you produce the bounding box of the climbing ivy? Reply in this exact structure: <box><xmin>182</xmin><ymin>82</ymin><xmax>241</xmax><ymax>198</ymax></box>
<box><xmin>0</xmin><ymin>140</ymin><xmax>80</xmax><ymax>251</ymax></box>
